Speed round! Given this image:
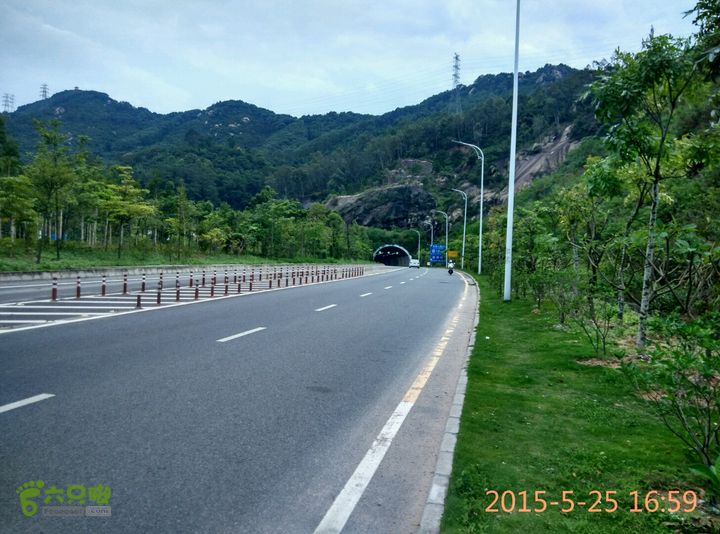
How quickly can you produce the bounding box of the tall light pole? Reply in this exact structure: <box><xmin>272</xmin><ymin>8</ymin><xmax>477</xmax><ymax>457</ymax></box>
<box><xmin>504</xmin><ymin>0</ymin><xmax>521</xmax><ymax>302</ymax></box>
<box><xmin>432</xmin><ymin>209</ymin><xmax>449</xmax><ymax>267</ymax></box>
<box><xmin>422</xmin><ymin>220</ymin><xmax>434</xmax><ymax>247</ymax></box>
<box><xmin>452</xmin><ymin>140</ymin><xmax>484</xmax><ymax>274</ymax></box>
<box><xmin>451</xmin><ymin>188</ymin><xmax>467</xmax><ymax>270</ymax></box>
<box><xmin>410</xmin><ymin>229</ymin><xmax>421</xmax><ymax>260</ymax></box>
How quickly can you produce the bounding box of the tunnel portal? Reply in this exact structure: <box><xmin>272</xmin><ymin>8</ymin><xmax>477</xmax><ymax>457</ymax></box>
<box><xmin>373</xmin><ymin>244</ymin><xmax>412</xmax><ymax>267</ymax></box>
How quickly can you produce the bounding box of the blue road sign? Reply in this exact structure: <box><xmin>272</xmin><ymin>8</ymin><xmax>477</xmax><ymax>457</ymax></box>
<box><xmin>430</xmin><ymin>244</ymin><xmax>445</xmax><ymax>263</ymax></box>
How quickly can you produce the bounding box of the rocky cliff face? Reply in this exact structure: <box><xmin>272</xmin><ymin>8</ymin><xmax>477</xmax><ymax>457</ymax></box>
<box><xmin>326</xmin><ymin>184</ymin><xmax>436</xmax><ymax>229</ymax></box>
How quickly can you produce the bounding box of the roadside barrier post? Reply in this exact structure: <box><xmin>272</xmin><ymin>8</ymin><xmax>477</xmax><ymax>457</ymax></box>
<box><xmin>101</xmin><ymin>275</ymin><xmax>107</xmax><ymax>296</ymax></box>
<box><xmin>141</xmin><ymin>273</ymin><xmax>146</xmax><ymax>292</ymax></box>
<box><xmin>194</xmin><ymin>286</ymin><xmax>199</xmax><ymax>300</ymax></box>
<box><xmin>202</xmin><ymin>270</ymin><xmax>206</xmax><ymax>287</ymax></box>
<box><xmin>224</xmin><ymin>270</ymin><xmax>228</xmax><ymax>284</ymax></box>
<box><xmin>213</xmin><ymin>270</ymin><xmax>217</xmax><ymax>285</ymax></box>
<box><xmin>76</xmin><ymin>276</ymin><xmax>81</xmax><ymax>299</ymax></box>
<box><xmin>51</xmin><ymin>277</ymin><xmax>58</xmax><ymax>301</ymax></box>
<box><xmin>176</xmin><ymin>286</ymin><xmax>180</xmax><ymax>302</ymax></box>
<box><xmin>123</xmin><ymin>273</ymin><xmax>128</xmax><ymax>294</ymax></box>
<box><xmin>224</xmin><ymin>283</ymin><xmax>229</xmax><ymax>296</ymax></box>
<box><xmin>189</xmin><ymin>271</ymin><xmax>193</xmax><ymax>288</ymax></box>
<box><xmin>156</xmin><ymin>282</ymin><xmax>162</xmax><ymax>305</ymax></box>
<box><xmin>210</xmin><ymin>284</ymin><xmax>215</xmax><ymax>298</ymax></box>
<box><xmin>159</xmin><ymin>272</ymin><xmax>164</xmax><ymax>290</ymax></box>
<box><xmin>176</xmin><ymin>271</ymin><xmax>180</xmax><ymax>289</ymax></box>
<box><xmin>136</xmin><ymin>294</ymin><xmax>142</xmax><ymax>309</ymax></box>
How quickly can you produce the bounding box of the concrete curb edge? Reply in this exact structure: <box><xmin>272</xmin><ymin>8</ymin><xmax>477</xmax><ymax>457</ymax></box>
<box><xmin>418</xmin><ymin>272</ymin><xmax>480</xmax><ymax>533</ymax></box>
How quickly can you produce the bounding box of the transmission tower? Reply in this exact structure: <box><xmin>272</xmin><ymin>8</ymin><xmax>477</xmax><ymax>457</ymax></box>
<box><xmin>452</xmin><ymin>53</ymin><xmax>462</xmax><ymax>115</ymax></box>
<box><xmin>40</xmin><ymin>83</ymin><xmax>49</xmax><ymax>99</ymax></box>
<box><xmin>2</xmin><ymin>93</ymin><xmax>14</xmax><ymax>113</ymax></box>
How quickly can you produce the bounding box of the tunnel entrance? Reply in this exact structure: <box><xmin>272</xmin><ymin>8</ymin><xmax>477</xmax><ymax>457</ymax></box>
<box><xmin>373</xmin><ymin>244</ymin><xmax>412</xmax><ymax>267</ymax></box>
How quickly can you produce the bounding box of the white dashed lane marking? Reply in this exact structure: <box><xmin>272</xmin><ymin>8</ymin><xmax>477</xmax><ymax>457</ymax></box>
<box><xmin>0</xmin><ymin>394</ymin><xmax>55</xmax><ymax>414</ymax></box>
<box><xmin>216</xmin><ymin>327</ymin><xmax>267</xmax><ymax>343</ymax></box>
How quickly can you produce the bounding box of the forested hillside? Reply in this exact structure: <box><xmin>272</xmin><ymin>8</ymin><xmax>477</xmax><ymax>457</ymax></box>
<box><xmin>4</xmin><ymin>64</ymin><xmax>598</xmax><ymax>209</ymax></box>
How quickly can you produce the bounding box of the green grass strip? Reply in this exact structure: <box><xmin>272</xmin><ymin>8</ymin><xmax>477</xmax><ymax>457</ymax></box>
<box><xmin>441</xmin><ymin>276</ymin><xmax>699</xmax><ymax>533</ymax></box>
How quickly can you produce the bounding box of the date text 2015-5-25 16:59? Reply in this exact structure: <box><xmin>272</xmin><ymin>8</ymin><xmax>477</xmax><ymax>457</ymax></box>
<box><xmin>483</xmin><ymin>489</ymin><xmax>698</xmax><ymax>514</ymax></box>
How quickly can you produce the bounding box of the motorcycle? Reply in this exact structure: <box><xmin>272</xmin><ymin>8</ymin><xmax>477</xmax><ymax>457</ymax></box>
<box><xmin>448</xmin><ymin>268</ymin><xmax>454</xmax><ymax>275</ymax></box>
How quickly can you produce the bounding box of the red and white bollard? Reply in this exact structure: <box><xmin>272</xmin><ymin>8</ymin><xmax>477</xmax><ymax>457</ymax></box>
<box><xmin>51</xmin><ymin>277</ymin><xmax>58</xmax><ymax>301</ymax></box>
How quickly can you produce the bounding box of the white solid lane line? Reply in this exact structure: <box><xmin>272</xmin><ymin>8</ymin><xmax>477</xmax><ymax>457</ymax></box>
<box><xmin>0</xmin><ymin>393</ymin><xmax>55</xmax><ymax>414</ymax></box>
<box><xmin>0</xmin><ymin>312</ymin><xmax>107</xmax><ymax>316</ymax></box>
<box><xmin>315</xmin><ymin>304</ymin><xmax>337</xmax><ymax>312</ymax></box>
<box><xmin>359</xmin><ymin>293</ymin><xmax>372</xmax><ymax>297</ymax></box>
<box><xmin>216</xmin><ymin>327</ymin><xmax>267</xmax><ymax>343</ymax></box>
<box><xmin>384</xmin><ymin>286</ymin><xmax>392</xmax><ymax>290</ymax></box>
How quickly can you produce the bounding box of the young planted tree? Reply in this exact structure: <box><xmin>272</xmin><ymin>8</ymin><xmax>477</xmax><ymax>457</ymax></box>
<box><xmin>102</xmin><ymin>166</ymin><xmax>155</xmax><ymax>259</ymax></box>
<box><xmin>590</xmin><ymin>35</ymin><xmax>698</xmax><ymax>347</ymax></box>
<box><xmin>26</xmin><ymin>120</ymin><xmax>75</xmax><ymax>263</ymax></box>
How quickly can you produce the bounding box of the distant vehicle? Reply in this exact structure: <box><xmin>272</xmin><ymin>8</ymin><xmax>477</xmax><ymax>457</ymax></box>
<box><xmin>409</xmin><ymin>259</ymin><xmax>420</xmax><ymax>268</ymax></box>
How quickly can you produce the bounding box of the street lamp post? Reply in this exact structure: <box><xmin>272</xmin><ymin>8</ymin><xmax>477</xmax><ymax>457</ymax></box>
<box><xmin>451</xmin><ymin>188</ymin><xmax>467</xmax><ymax>270</ymax></box>
<box><xmin>422</xmin><ymin>220</ymin><xmax>434</xmax><ymax>248</ymax></box>
<box><xmin>452</xmin><ymin>140</ymin><xmax>485</xmax><ymax>274</ymax></box>
<box><xmin>431</xmin><ymin>209</ymin><xmax>449</xmax><ymax>268</ymax></box>
<box><xmin>422</xmin><ymin>221</ymin><xmax>433</xmax><ymax>266</ymax></box>
<box><xmin>410</xmin><ymin>229</ymin><xmax>421</xmax><ymax>261</ymax></box>
<box><xmin>504</xmin><ymin>0</ymin><xmax>521</xmax><ymax>301</ymax></box>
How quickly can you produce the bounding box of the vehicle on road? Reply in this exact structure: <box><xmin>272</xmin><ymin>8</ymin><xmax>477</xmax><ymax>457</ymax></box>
<box><xmin>448</xmin><ymin>260</ymin><xmax>455</xmax><ymax>275</ymax></box>
<box><xmin>409</xmin><ymin>259</ymin><xmax>420</xmax><ymax>268</ymax></box>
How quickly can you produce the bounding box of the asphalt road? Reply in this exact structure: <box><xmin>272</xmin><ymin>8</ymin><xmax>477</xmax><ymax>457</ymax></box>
<box><xmin>0</xmin><ymin>266</ymin><xmax>474</xmax><ymax>533</ymax></box>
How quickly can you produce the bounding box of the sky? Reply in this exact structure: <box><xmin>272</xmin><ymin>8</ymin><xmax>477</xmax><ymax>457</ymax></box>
<box><xmin>0</xmin><ymin>0</ymin><xmax>697</xmax><ymax>118</ymax></box>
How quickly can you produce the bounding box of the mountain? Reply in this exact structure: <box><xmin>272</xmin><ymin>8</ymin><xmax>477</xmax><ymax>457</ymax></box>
<box><xmin>4</xmin><ymin>64</ymin><xmax>600</xmax><ymax>215</ymax></box>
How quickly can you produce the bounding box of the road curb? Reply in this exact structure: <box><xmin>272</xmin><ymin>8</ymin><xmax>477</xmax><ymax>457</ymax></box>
<box><xmin>418</xmin><ymin>272</ymin><xmax>479</xmax><ymax>533</ymax></box>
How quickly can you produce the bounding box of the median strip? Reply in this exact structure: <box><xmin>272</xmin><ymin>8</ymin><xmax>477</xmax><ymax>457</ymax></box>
<box><xmin>216</xmin><ymin>327</ymin><xmax>267</xmax><ymax>343</ymax></box>
<box><xmin>0</xmin><ymin>393</ymin><xmax>55</xmax><ymax>414</ymax></box>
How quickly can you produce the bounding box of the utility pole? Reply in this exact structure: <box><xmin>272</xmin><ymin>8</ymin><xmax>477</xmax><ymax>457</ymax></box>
<box><xmin>452</xmin><ymin>53</ymin><xmax>461</xmax><ymax>116</ymax></box>
<box><xmin>40</xmin><ymin>83</ymin><xmax>49</xmax><ymax>99</ymax></box>
<box><xmin>2</xmin><ymin>94</ymin><xmax>14</xmax><ymax>113</ymax></box>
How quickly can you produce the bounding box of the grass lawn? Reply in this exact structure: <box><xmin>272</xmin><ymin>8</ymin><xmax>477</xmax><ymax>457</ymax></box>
<box><xmin>441</xmin><ymin>277</ymin><xmax>707</xmax><ymax>533</ymax></box>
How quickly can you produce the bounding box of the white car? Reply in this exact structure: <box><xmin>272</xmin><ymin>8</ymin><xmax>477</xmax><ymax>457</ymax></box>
<box><xmin>409</xmin><ymin>259</ymin><xmax>420</xmax><ymax>268</ymax></box>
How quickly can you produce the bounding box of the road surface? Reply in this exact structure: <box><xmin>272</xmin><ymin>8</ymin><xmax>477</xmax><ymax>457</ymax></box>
<box><xmin>0</xmin><ymin>266</ymin><xmax>476</xmax><ymax>533</ymax></box>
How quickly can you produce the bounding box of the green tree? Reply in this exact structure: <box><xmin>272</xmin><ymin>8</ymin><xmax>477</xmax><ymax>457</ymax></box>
<box><xmin>27</xmin><ymin>119</ymin><xmax>75</xmax><ymax>262</ymax></box>
<box><xmin>102</xmin><ymin>166</ymin><xmax>156</xmax><ymax>259</ymax></box>
<box><xmin>590</xmin><ymin>34</ymin><xmax>698</xmax><ymax>347</ymax></box>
